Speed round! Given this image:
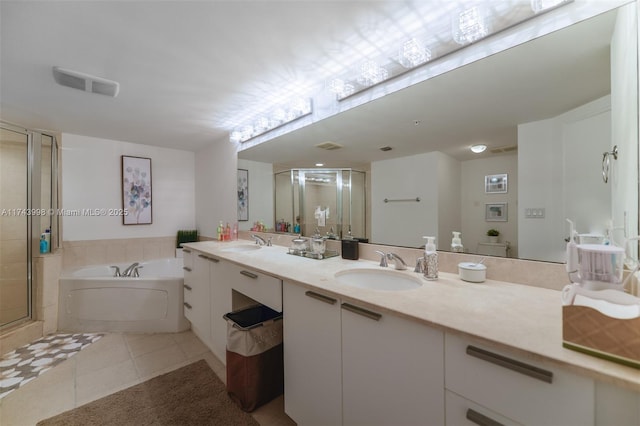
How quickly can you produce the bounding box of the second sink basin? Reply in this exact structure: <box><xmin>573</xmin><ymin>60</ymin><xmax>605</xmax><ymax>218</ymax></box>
<box><xmin>335</xmin><ymin>268</ymin><xmax>422</xmax><ymax>291</ymax></box>
<box><xmin>220</xmin><ymin>244</ymin><xmax>262</xmax><ymax>253</ymax></box>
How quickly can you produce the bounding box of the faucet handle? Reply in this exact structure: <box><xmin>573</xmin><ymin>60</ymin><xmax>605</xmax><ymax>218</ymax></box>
<box><xmin>110</xmin><ymin>266</ymin><xmax>121</xmax><ymax>277</ymax></box>
<box><xmin>132</xmin><ymin>265</ymin><xmax>143</xmax><ymax>278</ymax></box>
<box><xmin>375</xmin><ymin>250</ymin><xmax>388</xmax><ymax>267</ymax></box>
<box><xmin>267</xmin><ymin>237</ymin><xmax>272</xmax><ymax>247</ymax></box>
<box><xmin>414</xmin><ymin>257</ymin><xmax>425</xmax><ymax>273</ymax></box>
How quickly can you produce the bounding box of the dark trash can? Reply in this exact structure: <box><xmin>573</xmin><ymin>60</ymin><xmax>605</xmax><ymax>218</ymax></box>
<box><xmin>223</xmin><ymin>304</ymin><xmax>284</xmax><ymax>412</ymax></box>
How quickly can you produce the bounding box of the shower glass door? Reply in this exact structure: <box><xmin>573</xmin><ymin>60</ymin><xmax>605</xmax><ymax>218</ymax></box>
<box><xmin>0</xmin><ymin>127</ymin><xmax>30</xmax><ymax>327</ymax></box>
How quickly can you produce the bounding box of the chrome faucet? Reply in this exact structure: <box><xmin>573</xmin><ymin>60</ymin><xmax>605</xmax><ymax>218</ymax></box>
<box><xmin>387</xmin><ymin>253</ymin><xmax>408</xmax><ymax>270</ymax></box>
<box><xmin>251</xmin><ymin>234</ymin><xmax>272</xmax><ymax>246</ymax></box>
<box><xmin>110</xmin><ymin>266</ymin><xmax>121</xmax><ymax>277</ymax></box>
<box><xmin>251</xmin><ymin>234</ymin><xmax>266</xmax><ymax>245</ymax></box>
<box><xmin>375</xmin><ymin>250</ymin><xmax>388</xmax><ymax>267</ymax></box>
<box><xmin>122</xmin><ymin>262</ymin><xmax>140</xmax><ymax>277</ymax></box>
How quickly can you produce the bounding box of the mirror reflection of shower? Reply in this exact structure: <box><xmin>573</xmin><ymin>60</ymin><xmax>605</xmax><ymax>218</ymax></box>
<box><xmin>274</xmin><ymin>169</ymin><xmax>366</xmax><ymax>240</ymax></box>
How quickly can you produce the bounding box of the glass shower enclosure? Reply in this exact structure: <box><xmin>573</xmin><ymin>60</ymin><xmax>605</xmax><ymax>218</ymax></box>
<box><xmin>0</xmin><ymin>123</ymin><xmax>58</xmax><ymax>330</ymax></box>
<box><xmin>274</xmin><ymin>169</ymin><xmax>366</xmax><ymax>240</ymax></box>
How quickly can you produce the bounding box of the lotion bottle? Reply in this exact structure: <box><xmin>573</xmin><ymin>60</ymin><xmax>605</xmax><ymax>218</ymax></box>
<box><xmin>451</xmin><ymin>231</ymin><xmax>464</xmax><ymax>253</ymax></box>
<box><xmin>423</xmin><ymin>236</ymin><xmax>438</xmax><ymax>280</ymax></box>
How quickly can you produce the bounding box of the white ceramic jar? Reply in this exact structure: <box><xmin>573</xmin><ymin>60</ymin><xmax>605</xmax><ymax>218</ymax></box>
<box><xmin>458</xmin><ymin>262</ymin><xmax>487</xmax><ymax>283</ymax></box>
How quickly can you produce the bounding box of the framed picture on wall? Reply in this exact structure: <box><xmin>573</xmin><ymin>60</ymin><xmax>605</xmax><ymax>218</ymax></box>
<box><xmin>486</xmin><ymin>202</ymin><xmax>507</xmax><ymax>222</ymax></box>
<box><xmin>238</xmin><ymin>169</ymin><xmax>248</xmax><ymax>221</ymax></box>
<box><xmin>485</xmin><ymin>173</ymin><xmax>508</xmax><ymax>193</ymax></box>
<box><xmin>122</xmin><ymin>156</ymin><xmax>152</xmax><ymax>225</ymax></box>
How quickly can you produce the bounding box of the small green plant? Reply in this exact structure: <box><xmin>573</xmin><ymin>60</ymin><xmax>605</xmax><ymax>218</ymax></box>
<box><xmin>486</xmin><ymin>228</ymin><xmax>500</xmax><ymax>237</ymax></box>
<box><xmin>176</xmin><ymin>229</ymin><xmax>198</xmax><ymax>248</ymax></box>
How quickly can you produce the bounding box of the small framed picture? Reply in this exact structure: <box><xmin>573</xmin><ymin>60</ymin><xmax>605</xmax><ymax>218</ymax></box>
<box><xmin>486</xmin><ymin>202</ymin><xmax>507</xmax><ymax>222</ymax></box>
<box><xmin>485</xmin><ymin>173</ymin><xmax>508</xmax><ymax>193</ymax></box>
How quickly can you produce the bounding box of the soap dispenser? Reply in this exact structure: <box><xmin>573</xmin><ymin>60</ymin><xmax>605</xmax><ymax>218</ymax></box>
<box><xmin>451</xmin><ymin>231</ymin><xmax>464</xmax><ymax>253</ymax></box>
<box><xmin>423</xmin><ymin>236</ymin><xmax>438</xmax><ymax>280</ymax></box>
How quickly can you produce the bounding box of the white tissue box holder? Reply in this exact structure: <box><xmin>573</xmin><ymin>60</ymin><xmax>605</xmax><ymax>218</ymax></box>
<box><xmin>563</xmin><ymin>305</ymin><xmax>640</xmax><ymax>369</ymax></box>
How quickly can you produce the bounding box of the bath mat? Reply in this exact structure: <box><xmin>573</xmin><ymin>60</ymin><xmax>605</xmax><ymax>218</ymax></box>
<box><xmin>0</xmin><ymin>332</ymin><xmax>103</xmax><ymax>399</ymax></box>
<box><xmin>36</xmin><ymin>359</ymin><xmax>259</xmax><ymax>426</ymax></box>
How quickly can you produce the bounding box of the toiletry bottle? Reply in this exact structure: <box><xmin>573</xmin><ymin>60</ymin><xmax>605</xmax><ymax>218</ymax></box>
<box><xmin>232</xmin><ymin>223</ymin><xmax>238</xmax><ymax>241</ymax></box>
<box><xmin>423</xmin><ymin>236</ymin><xmax>438</xmax><ymax>280</ymax></box>
<box><xmin>225</xmin><ymin>223</ymin><xmax>231</xmax><ymax>241</ymax></box>
<box><xmin>44</xmin><ymin>228</ymin><xmax>51</xmax><ymax>252</ymax></box>
<box><xmin>217</xmin><ymin>221</ymin><xmax>223</xmax><ymax>241</ymax></box>
<box><xmin>451</xmin><ymin>231</ymin><xmax>464</xmax><ymax>253</ymax></box>
<box><xmin>39</xmin><ymin>234</ymin><xmax>48</xmax><ymax>254</ymax></box>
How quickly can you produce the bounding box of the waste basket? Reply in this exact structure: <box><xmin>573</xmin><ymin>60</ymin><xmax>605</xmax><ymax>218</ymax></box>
<box><xmin>223</xmin><ymin>304</ymin><xmax>284</xmax><ymax>412</ymax></box>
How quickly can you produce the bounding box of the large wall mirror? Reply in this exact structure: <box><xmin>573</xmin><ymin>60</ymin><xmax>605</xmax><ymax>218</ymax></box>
<box><xmin>238</xmin><ymin>3</ymin><xmax>639</xmax><ymax>264</ymax></box>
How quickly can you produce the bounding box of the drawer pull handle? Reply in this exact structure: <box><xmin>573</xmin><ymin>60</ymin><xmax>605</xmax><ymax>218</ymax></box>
<box><xmin>183</xmin><ymin>249</ymin><xmax>191</xmax><ymax>254</ymax></box>
<box><xmin>197</xmin><ymin>254</ymin><xmax>219</xmax><ymax>263</ymax></box>
<box><xmin>341</xmin><ymin>303</ymin><xmax>382</xmax><ymax>321</ymax></box>
<box><xmin>466</xmin><ymin>409</ymin><xmax>504</xmax><ymax>426</ymax></box>
<box><xmin>183</xmin><ymin>302</ymin><xmax>192</xmax><ymax>310</ymax></box>
<box><xmin>240</xmin><ymin>270</ymin><xmax>258</xmax><ymax>279</ymax></box>
<box><xmin>183</xmin><ymin>266</ymin><xmax>192</xmax><ymax>272</ymax></box>
<box><xmin>183</xmin><ymin>284</ymin><xmax>192</xmax><ymax>291</ymax></box>
<box><xmin>466</xmin><ymin>345</ymin><xmax>553</xmax><ymax>384</ymax></box>
<box><xmin>305</xmin><ymin>291</ymin><xmax>337</xmax><ymax>305</ymax></box>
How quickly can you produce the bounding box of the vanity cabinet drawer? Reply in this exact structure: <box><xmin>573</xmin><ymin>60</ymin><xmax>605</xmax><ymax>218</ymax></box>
<box><xmin>446</xmin><ymin>391</ymin><xmax>521</xmax><ymax>426</ymax></box>
<box><xmin>445</xmin><ymin>333</ymin><xmax>594</xmax><ymax>426</ymax></box>
<box><xmin>225</xmin><ymin>263</ymin><xmax>282</xmax><ymax>312</ymax></box>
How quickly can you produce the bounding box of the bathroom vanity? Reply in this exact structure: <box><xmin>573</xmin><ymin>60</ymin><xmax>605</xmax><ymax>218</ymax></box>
<box><xmin>182</xmin><ymin>239</ymin><xmax>640</xmax><ymax>426</ymax></box>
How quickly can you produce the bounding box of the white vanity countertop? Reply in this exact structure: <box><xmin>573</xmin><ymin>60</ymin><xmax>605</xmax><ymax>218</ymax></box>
<box><xmin>183</xmin><ymin>240</ymin><xmax>640</xmax><ymax>391</ymax></box>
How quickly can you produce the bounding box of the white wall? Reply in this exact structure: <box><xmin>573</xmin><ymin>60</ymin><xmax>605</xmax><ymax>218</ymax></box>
<box><xmin>518</xmin><ymin>96</ymin><xmax>611</xmax><ymax>262</ymax></box>
<box><xmin>237</xmin><ymin>159</ymin><xmax>274</xmax><ymax>231</ymax></box>
<box><xmin>371</xmin><ymin>152</ymin><xmax>442</xmax><ymax>248</ymax></box>
<box><xmin>195</xmin><ymin>140</ymin><xmax>237</xmax><ymax>238</ymax></box>
<box><xmin>437</xmin><ymin>152</ymin><xmax>462</xmax><ymax>251</ymax></box>
<box><xmin>611</xmin><ymin>1</ymin><xmax>639</xmax><ymax>260</ymax></box>
<box><xmin>461</xmin><ymin>154</ymin><xmax>518</xmax><ymax>257</ymax></box>
<box><xmin>61</xmin><ymin>134</ymin><xmax>195</xmax><ymax>241</ymax></box>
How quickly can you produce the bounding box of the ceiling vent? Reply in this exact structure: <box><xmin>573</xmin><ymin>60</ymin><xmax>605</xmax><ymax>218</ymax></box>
<box><xmin>490</xmin><ymin>145</ymin><xmax>518</xmax><ymax>154</ymax></box>
<box><xmin>315</xmin><ymin>141</ymin><xmax>343</xmax><ymax>150</ymax></box>
<box><xmin>52</xmin><ymin>66</ymin><xmax>120</xmax><ymax>97</ymax></box>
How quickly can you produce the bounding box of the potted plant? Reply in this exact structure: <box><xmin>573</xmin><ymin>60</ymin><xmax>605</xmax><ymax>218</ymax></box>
<box><xmin>487</xmin><ymin>228</ymin><xmax>500</xmax><ymax>243</ymax></box>
<box><xmin>176</xmin><ymin>229</ymin><xmax>198</xmax><ymax>257</ymax></box>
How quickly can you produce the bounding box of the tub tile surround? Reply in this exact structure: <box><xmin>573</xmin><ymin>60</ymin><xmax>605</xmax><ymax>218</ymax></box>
<box><xmin>188</xmin><ymin>237</ymin><xmax>640</xmax><ymax>392</ymax></box>
<box><xmin>62</xmin><ymin>237</ymin><xmax>176</xmax><ymax>270</ymax></box>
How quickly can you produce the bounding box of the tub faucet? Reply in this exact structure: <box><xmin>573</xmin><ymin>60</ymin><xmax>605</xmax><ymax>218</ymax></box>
<box><xmin>122</xmin><ymin>262</ymin><xmax>140</xmax><ymax>277</ymax></box>
<box><xmin>387</xmin><ymin>253</ymin><xmax>408</xmax><ymax>270</ymax></box>
<box><xmin>110</xmin><ymin>266</ymin><xmax>121</xmax><ymax>277</ymax></box>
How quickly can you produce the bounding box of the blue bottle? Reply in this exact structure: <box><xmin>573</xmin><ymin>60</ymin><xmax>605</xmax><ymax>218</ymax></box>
<box><xmin>39</xmin><ymin>234</ymin><xmax>48</xmax><ymax>254</ymax></box>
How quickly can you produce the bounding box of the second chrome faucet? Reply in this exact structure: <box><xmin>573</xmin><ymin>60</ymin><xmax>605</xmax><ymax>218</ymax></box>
<box><xmin>375</xmin><ymin>250</ymin><xmax>407</xmax><ymax>270</ymax></box>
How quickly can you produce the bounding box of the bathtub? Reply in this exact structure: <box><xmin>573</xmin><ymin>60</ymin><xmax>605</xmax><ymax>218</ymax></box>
<box><xmin>58</xmin><ymin>258</ymin><xmax>190</xmax><ymax>333</ymax></box>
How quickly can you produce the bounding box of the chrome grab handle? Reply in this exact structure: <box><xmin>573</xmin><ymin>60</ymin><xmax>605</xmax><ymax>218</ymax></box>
<box><xmin>183</xmin><ymin>266</ymin><xmax>192</xmax><ymax>272</ymax></box>
<box><xmin>183</xmin><ymin>302</ymin><xmax>192</xmax><ymax>309</ymax></box>
<box><xmin>305</xmin><ymin>290</ymin><xmax>337</xmax><ymax>305</ymax></box>
<box><xmin>466</xmin><ymin>409</ymin><xmax>504</xmax><ymax>426</ymax></box>
<box><xmin>341</xmin><ymin>303</ymin><xmax>382</xmax><ymax>321</ymax></box>
<box><xmin>466</xmin><ymin>345</ymin><xmax>553</xmax><ymax>384</ymax></box>
<box><xmin>240</xmin><ymin>270</ymin><xmax>258</xmax><ymax>279</ymax></box>
<box><xmin>183</xmin><ymin>284</ymin><xmax>192</xmax><ymax>291</ymax></box>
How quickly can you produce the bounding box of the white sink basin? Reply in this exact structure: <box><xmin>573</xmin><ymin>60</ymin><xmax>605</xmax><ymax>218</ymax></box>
<box><xmin>220</xmin><ymin>244</ymin><xmax>262</xmax><ymax>253</ymax></box>
<box><xmin>334</xmin><ymin>268</ymin><xmax>422</xmax><ymax>291</ymax></box>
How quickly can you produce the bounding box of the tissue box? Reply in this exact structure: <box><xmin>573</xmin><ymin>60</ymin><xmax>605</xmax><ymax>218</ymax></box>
<box><xmin>562</xmin><ymin>305</ymin><xmax>640</xmax><ymax>369</ymax></box>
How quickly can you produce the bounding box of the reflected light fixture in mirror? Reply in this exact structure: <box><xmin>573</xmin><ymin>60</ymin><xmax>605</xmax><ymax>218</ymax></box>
<box><xmin>470</xmin><ymin>144</ymin><xmax>487</xmax><ymax>153</ymax></box>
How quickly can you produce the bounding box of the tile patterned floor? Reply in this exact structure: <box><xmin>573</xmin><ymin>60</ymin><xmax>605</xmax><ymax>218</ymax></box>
<box><xmin>0</xmin><ymin>330</ymin><xmax>296</xmax><ymax>426</ymax></box>
<box><xmin>0</xmin><ymin>333</ymin><xmax>103</xmax><ymax>399</ymax></box>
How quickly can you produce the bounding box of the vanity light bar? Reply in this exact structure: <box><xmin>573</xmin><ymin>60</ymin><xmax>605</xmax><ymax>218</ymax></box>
<box><xmin>230</xmin><ymin>98</ymin><xmax>313</xmax><ymax>143</ymax></box>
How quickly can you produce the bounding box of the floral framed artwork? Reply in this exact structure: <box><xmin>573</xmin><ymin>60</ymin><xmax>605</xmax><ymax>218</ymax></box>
<box><xmin>486</xmin><ymin>202</ymin><xmax>507</xmax><ymax>222</ymax></box>
<box><xmin>485</xmin><ymin>173</ymin><xmax>508</xmax><ymax>193</ymax></box>
<box><xmin>238</xmin><ymin>169</ymin><xmax>248</xmax><ymax>221</ymax></box>
<box><xmin>122</xmin><ymin>156</ymin><xmax>152</xmax><ymax>225</ymax></box>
